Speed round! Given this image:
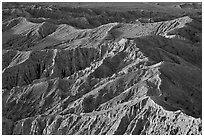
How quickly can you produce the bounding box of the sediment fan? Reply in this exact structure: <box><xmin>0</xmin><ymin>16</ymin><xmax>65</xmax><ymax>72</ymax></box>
<box><xmin>2</xmin><ymin>2</ymin><xmax>202</xmax><ymax>135</ymax></box>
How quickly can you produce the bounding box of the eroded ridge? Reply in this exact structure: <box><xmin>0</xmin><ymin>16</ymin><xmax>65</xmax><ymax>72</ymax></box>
<box><xmin>2</xmin><ymin>2</ymin><xmax>202</xmax><ymax>135</ymax></box>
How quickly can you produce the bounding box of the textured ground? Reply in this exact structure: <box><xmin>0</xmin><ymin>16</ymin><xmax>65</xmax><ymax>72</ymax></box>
<box><xmin>2</xmin><ymin>2</ymin><xmax>202</xmax><ymax>135</ymax></box>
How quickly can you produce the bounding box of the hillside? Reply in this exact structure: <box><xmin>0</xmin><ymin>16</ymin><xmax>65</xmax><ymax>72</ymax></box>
<box><xmin>2</xmin><ymin>2</ymin><xmax>202</xmax><ymax>135</ymax></box>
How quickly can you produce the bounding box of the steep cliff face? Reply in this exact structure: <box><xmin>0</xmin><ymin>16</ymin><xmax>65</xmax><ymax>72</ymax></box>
<box><xmin>2</xmin><ymin>2</ymin><xmax>202</xmax><ymax>135</ymax></box>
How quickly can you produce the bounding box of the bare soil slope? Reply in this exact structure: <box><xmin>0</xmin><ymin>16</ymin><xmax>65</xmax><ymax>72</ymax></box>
<box><xmin>2</xmin><ymin>2</ymin><xmax>202</xmax><ymax>135</ymax></box>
